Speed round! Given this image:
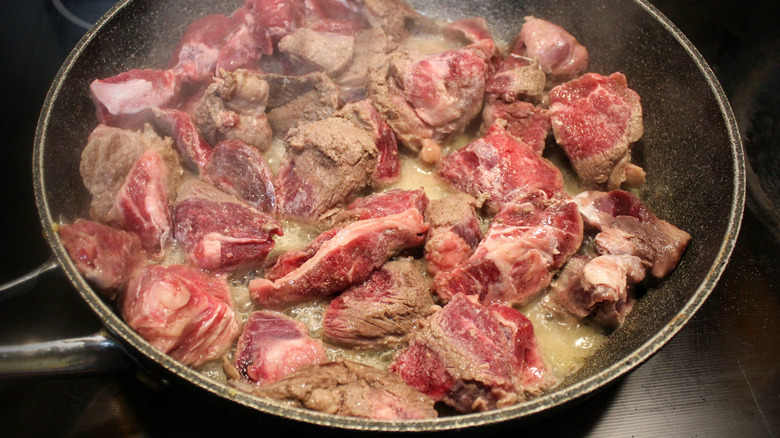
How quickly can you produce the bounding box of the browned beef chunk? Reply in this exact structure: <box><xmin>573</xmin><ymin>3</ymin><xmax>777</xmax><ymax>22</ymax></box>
<box><xmin>80</xmin><ymin>124</ymin><xmax>182</xmax><ymax>225</ymax></box>
<box><xmin>275</xmin><ymin>117</ymin><xmax>378</xmax><ymax>222</ymax></box>
<box><xmin>322</xmin><ymin>259</ymin><xmax>434</xmax><ymax>349</ymax></box>
<box><xmin>249</xmin><ymin>360</ymin><xmax>437</xmax><ymax>419</ymax></box>
<box><xmin>367</xmin><ymin>46</ymin><xmax>489</xmax><ymax>162</ymax></box>
<box><xmin>261</xmin><ymin>72</ymin><xmax>341</xmax><ymax>136</ymax></box>
<box><xmin>278</xmin><ymin>28</ymin><xmax>355</xmax><ymax>77</ymax></box>
<box><xmin>438</xmin><ymin>122</ymin><xmax>563</xmax><ymax>214</ymax></box>
<box><xmin>434</xmin><ymin>190</ymin><xmax>583</xmax><ymax>307</ymax></box>
<box><xmin>111</xmin><ymin>149</ymin><xmax>173</xmax><ymax>258</ymax></box>
<box><xmin>424</xmin><ymin>193</ymin><xmax>483</xmax><ymax>276</ymax></box>
<box><xmin>232</xmin><ymin>311</ymin><xmax>326</xmax><ymax>384</ymax></box>
<box><xmin>389</xmin><ymin>294</ymin><xmax>555</xmax><ymax>413</ymax></box>
<box><xmin>167</xmin><ymin>14</ymin><xmax>234</xmax><ymax>85</ymax></box>
<box><xmin>549</xmin><ymin>72</ymin><xmax>644</xmax><ymax>190</ymax></box>
<box><xmin>545</xmin><ymin>254</ymin><xmax>645</xmax><ymax>327</ymax></box>
<box><xmin>335</xmin><ymin>27</ymin><xmax>396</xmax><ymax>102</ymax></box>
<box><xmin>334</xmin><ymin>100</ymin><xmax>400</xmax><ymax>186</ymax></box>
<box><xmin>151</xmin><ymin>108</ymin><xmax>213</xmax><ymax>172</ymax></box>
<box><xmin>195</xmin><ymin>69</ymin><xmax>273</xmax><ymax>151</ymax></box>
<box><xmin>332</xmin><ymin>187</ymin><xmax>428</xmax><ymax>225</ymax></box>
<box><xmin>173</xmin><ymin>180</ymin><xmax>282</xmax><ymax>272</ymax></box>
<box><xmin>58</xmin><ymin>219</ymin><xmax>147</xmax><ymax>297</ymax></box>
<box><xmin>122</xmin><ymin>264</ymin><xmax>240</xmax><ymax>367</ymax></box>
<box><xmin>513</xmin><ymin>16</ymin><xmax>588</xmax><ymax>82</ymax></box>
<box><xmin>201</xmin><ymin>139</ymin><xmax>277</xmax><ymax>214</ymax></box>
<box><xmin>90</xmin><ymin>69</ymin><xmax>180</xmax><ymax>129</ymax></box>
<box><xmin>249</xmin><ymin>209</ymin><xmax>427</xmax><ymax>309</ymax></box>
<box><xmin>574</xmin><ymin>190</ymin><xmax>691</xmax><ymax>278</ymax></box>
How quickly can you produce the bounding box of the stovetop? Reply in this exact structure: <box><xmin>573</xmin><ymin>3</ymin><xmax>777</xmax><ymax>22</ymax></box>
<box><xmin>0</xmin><ymin>1</ymin><xmax>777</xmax><ymax>436</ymax></box>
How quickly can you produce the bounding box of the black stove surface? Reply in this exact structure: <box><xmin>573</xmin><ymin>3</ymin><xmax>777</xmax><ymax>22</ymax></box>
<box><xmin>0</xmin><ymin>1</ymin><xmax>778</xmax><ymax>436</ymax></box>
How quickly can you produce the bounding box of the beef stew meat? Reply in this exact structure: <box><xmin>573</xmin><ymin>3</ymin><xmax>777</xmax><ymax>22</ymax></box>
<box><xmin>322</xmin><ymin>259</ymin><xmax>435</xmax><ymax>349</ymax></box>
<box><xmin>232</xmin><ymin>311</ymin><xmax>327</xmax><ymax>384</ymax></box>
<box><xmin>61</xmin><ymin>1</ymin><xmax>694</xmax><ymax>420</ymax></box>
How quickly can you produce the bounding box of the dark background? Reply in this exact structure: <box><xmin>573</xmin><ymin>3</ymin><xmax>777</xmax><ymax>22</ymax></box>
<box><xmin>0</xmin><ymin>0</ymin><xmax>778</xmax><ymax>436</ymax></box>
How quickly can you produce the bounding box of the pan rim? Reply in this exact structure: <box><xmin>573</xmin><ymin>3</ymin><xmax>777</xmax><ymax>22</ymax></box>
<box><xmin>32</xmin><ymin>0</ymin><xmax>745</xmax><ymax>431</ymax></box>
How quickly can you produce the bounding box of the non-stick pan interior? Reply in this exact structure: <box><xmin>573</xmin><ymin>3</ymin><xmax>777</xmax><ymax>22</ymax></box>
<box><xmin>34</xmin><ymin>0</ymin><xmax>743</xmax><ymax>430</ymax></box>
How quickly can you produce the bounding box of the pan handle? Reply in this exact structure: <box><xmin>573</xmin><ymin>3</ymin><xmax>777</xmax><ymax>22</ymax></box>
<box><xmin>0</xmin><ymin>330</ymin><xmax>133</xmax><ymax>378</ymax></box>
<box><xmin>0</xmin><ymin>260</ymin><xmax>135</xmax><ymax>378</ymax></box>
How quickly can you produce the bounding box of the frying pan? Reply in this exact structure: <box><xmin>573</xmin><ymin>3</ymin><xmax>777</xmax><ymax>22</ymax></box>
<box><xmin>3</xmin><ymin>0</ymin><xmax>744</xmax><ymax>431</ymax></box>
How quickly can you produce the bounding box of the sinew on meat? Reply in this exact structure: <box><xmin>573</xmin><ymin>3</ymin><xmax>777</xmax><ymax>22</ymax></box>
<box><xmin>63</xmin><ymin>4</ymin><xmax>692</xmax><ymax>420</ymax></box>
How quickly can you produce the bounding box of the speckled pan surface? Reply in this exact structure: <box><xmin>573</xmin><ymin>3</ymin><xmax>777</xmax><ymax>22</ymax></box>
<box><xmin>33</xmin><ymin>0</ymin><xmax>744</xmax><ymax>431</ymax></box>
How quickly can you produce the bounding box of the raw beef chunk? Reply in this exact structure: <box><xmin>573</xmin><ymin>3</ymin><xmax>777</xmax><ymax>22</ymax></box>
<box><xmin>333</xmin><ymin>188</ymin><xmax>428</xmax><ymax>225</ymax></box>
<box><xmin>335</xmin><ymin>27</ymin><xmax>397</xmax><ymax>102</ymax></box>
<box><xmin>322</xmin><ymin>259</ymin><xmax>434</xmax><ymax>349</ymax></box>
<box><xmin>90</xmin><ymin>69</ymin><xmax>180</xmax><ymax>128</ymax></box>
<box><xmin>367</xmin><ymin>46</ymin><xmax>489</xmax><ymax>162</ymax></box>
<box><xmin>484</xmin><ymin>56</ymin><xmax>546</xmax><ymax>104</ymax></box>
<box><xmin>334</xmin><ymin>100</ymin><xmax>400</xmax><ymax>186</ymax></box>
<box><xmin>122</xmin><ymin>264</ymin><xmax>240</xmax><ymax>367</ymax></box>
<box><xmin>80</xmin><ymin>125</ymin><xmax>182</xmax><ymax>225</ymax></box>
<box><xmin>438</xmin><ymin>122</ymin><xmax>563</xmax><ymax>214</ymax></box>
<box><xmin>278</xmin><ymin>28</ymin><xmax>355</xmax><ymax>77</ymax></box>
<box><xmin>249</xmin><ymin>209</ymin><xmax>428</xmax><ymax>309</ymax></box>
<box><xmin>232</xmin><ymin>311</ymin><xmax>326</xmax><ymax>384</ymax></box>
<box><xmin>173</xmin><ymin>180</ymin><xmax>282</xmax><ymax>272</ymax></box>
<box><xmin>243</xmin><ymin>0</ymin><xmax>304</xmax><ymax>49</ymax></box>
<box><xmin>167</xmin><ymin>14</ymin><xmax>234</xmax><ymax>85</ymax></box>
<box><xmin>513</xmin><ymin>16</ymin><xmax>588</xmax><ymax>82</ymax></box>
<box><xmin>275</xmin><ymin>117</ymin><xmax>378</xmax><ymax>222</ymax></box>
<box><xmin>195</xmin><ymin>69</ymin><xmax>273</xmax><ymax>151</ymax></box>
<box><xmin>424</xmin><ymin>193</ymin><xmax>483</xmax><ymax>276</ymax></box>
<box><xmin>250</xmin><ymin>360</ymin><xmax>437</xmax><ymax>419</ymax></box>
<box><xmin>58</xmin><ymin>219</ymin><xmax>146</xmax><ymax>296</ymax></box>
<box><xmin>549</xmin><ymin>72</ymin><xmax>644</xmax><ymax>190</ymax></box>
<box><xmin>216</xmin><ymin>19</ymin><xmax>264</xmax><ymax>74</ymax></box>
<box><xmin>111</xmin><ymin>149</ymin><xmax>173</xmax><ymax>258</ymax></box>
<box><xmin>574</xmin><ymin>190</ymin><xmax>691</xmax><ymax>278</ymax></box>
<box><xmin>263</xmin><ymin>72</ymin><xmax>341</xmax><ymax>136</ymax></box>
<box><xmin>201</xmin><ymin>139</ymin><xmax>277</xmax><ymax>214</ymax></box>
<box><xmin>434</xmin><ymin>191</ymin><xmax>583</xmax><ymax>307</ymax></box>
<box><xmin>151</xmin><ymin>108</ymin><xmax>213</xmax><ymax>172</ymax></box>
<box><xmin>546</xmin><ymin>254</ymin><xmax>645</xmax><ymax>327</ymax></box>
<box><xmin>389</xmin><ymin>294</ymin><xmax>555</xmax><ymax>413</ymax></box>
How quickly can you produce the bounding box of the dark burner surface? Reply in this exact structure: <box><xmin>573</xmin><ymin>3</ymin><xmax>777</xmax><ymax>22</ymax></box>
<box><xmin>0</xmin><ymin>1</ymin><xmax>778</xmax><ymax>437</ymax></box>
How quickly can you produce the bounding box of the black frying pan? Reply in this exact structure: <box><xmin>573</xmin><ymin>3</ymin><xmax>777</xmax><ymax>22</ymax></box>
<box><xmin>14</xmin><ymin>0</ymin><xmax>745</xmax><ymax>431</ymax></box>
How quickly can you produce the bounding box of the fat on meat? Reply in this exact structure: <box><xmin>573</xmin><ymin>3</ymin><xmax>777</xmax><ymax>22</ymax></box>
<box><xmin>549</xmin><ymin>72</ymin><xmax>644</xmax><ymax>190</ymax></box>
<box><xmin>232</xmin><ymin>311</ymin><xmax>326</xmax><ymax>384</ymax></box>
<box><xmin>121</xmin><ymin>264</ymin><xmax>240</xmax><ymax>367</ymax></box>
<box><xmin>58</xmin><ymin>219</ymin><xmax>147</xmax><ymax>297</ymax></box>
<box><xmin>249</xmin><ymin>209</ymin><xmax>428</xmax><ymax>309</ymax></box>
<box><xmin>389</xmin><ymin>294</ymin><xmax>555</xmax><ymax>413</ymax></box>
<box><xmin>514</xmin><ymin>16</ymin><xmax>588</xmax><ymax>82</ymax></box>
<box><xmin>433</xmin><ymin>190</ymin><xmax>583</xmax><ymax>307</ymax></box>
<box><xmin>90</xmin><ymin>69</ymin><xmax>179</xmax><ymax>128</ymax></box>
<box><xmin>438</xmin><ymin>122</ymin><xmax>563</xmax><ymax>214</ymax></box>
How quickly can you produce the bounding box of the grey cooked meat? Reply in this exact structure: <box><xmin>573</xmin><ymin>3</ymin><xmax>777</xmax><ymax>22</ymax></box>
<box><xmin>248</xmin><ymin>360</ymin><xmax>437</xmax><ymax>420</ymax></box>
<box><xmin>358</xmin><ymin>0</ymin><xmax>428</xmax><ymax>41</ymax></box>
<box><xmin>195</xmin><ymin>69</ymin><xmax>273</xmax><ymax>151</ymax></box>
<box><xmin>275</xmin><ymin>117</ymin><xmax>378</xmax><ymax>222</ymax></box>
<box><xmin>321</xmin><ymin>259</ymin><xmax>435</xmax><ymax>349</ymax></box>
<box><xmin>424</xmin><ymin>193</ymin><xmax>483</xmax><ymax>276</ymax></box>
<box><xmin>278</xmin><ymin>28</ymin><xmax>355</xmax><ymax>77</ymax></box>
<box><xmin>263</xmin><ymin>72</ymin><xmax>341</xmax><ymax>136</ymax></box>
<box><xmin>80</xmin><ymin>124</ymin><xmax>182</xmax><ymax>225</ymax></box>
<box><xmin>335</xmin><ymin>27</ymin><xmax>397</xmax><ymax>102</ymax></box>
